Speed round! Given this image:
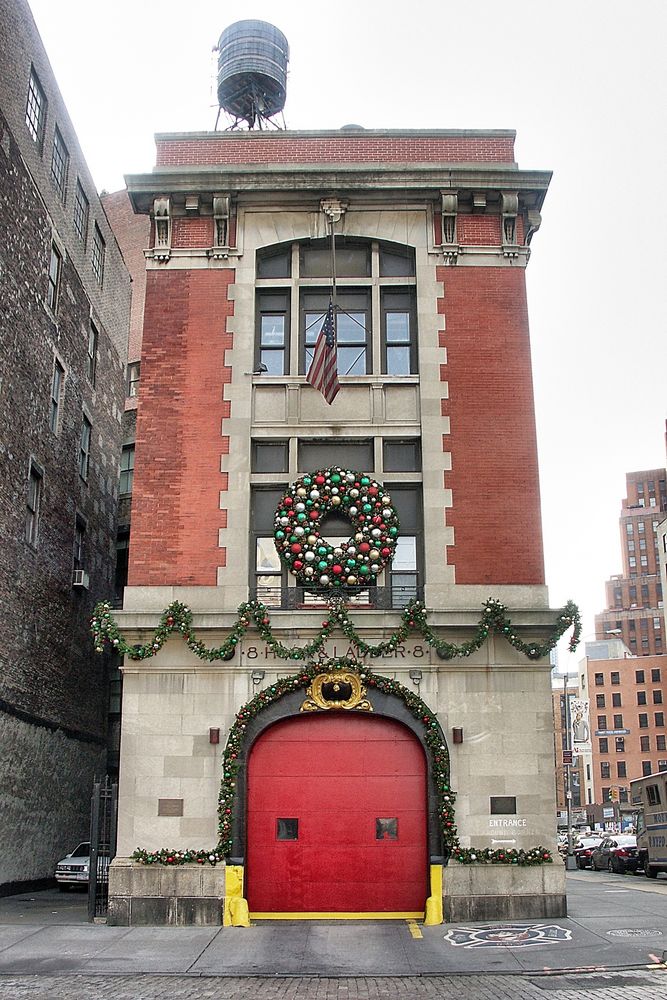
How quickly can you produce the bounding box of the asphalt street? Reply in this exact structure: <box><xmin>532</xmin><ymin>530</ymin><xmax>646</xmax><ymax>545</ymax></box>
<box><xmin>0</xmin><ymin>871</ymin><xmax>665</xmax><ymax>998</ymax></box>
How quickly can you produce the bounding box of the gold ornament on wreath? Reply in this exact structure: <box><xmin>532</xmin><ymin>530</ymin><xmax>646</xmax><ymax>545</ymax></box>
<box><xmin>300</xmin><ymin>670</ymin><xmax>373</xmax><ymax>713</ymax></box>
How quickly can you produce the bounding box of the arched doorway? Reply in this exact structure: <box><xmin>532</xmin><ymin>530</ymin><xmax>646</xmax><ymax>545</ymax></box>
<box><xmin>246</xmin><ymin>713</ymin><xmax>428</xmax><ymax>915</ymax></box>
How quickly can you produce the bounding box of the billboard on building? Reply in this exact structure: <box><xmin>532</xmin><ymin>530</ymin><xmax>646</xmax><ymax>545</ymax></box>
<box><xmin>571</xmin><ymin>697</ymin><xmax>592</xmax><ymax>754</ymax></box>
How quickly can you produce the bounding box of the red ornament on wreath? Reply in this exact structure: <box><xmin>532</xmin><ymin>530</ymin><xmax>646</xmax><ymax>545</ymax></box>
<box><xmin>273</xmin><ymin>467</ymin><xmax>400</xmax><ymax>588</ymax></box>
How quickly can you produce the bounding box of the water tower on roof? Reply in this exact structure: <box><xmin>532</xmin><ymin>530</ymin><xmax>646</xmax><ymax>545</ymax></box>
<box><xmin>216</xmin><ymin>19</ymin><xmax>289</xmax><ymax>130</ymax></box>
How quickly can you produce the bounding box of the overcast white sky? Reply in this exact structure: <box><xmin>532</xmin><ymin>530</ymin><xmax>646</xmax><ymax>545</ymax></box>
<box><xmin>27</xmin><ymin>0</ymin><xmax>667</xmax><ymax>648</ymax></box>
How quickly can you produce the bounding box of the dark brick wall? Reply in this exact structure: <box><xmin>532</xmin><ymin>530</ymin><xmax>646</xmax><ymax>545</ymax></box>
<box><xmin>0</xmin><ymin>106</ymin><xmax>125</xmax><ymax>735</ymax></box>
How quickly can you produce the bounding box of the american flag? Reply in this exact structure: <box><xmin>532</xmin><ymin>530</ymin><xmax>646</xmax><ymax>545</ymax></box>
<box><xmin>306</xmin><ymin>301</ymin><xmax>340</xmax><ymax>404</ymax></box>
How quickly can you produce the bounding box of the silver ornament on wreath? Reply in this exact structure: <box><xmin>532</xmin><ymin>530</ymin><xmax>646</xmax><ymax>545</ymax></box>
<box><xmin>273</xmin><ymin>467</ymin><xmax>400</xmax><ymax>588</ymax></box>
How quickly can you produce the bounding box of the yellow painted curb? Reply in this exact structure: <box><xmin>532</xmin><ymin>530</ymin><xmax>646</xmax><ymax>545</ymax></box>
<box><xmin>250</xmin><ymin>911</ymin><xmax>425</xmax><ymax>920</ymax></box>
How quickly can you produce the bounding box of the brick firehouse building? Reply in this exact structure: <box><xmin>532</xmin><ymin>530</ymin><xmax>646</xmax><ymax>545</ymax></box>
<box><xmin>108</xmin><ymin>127</ymin><xmax>568</xmax><ymax>924</ymax></box>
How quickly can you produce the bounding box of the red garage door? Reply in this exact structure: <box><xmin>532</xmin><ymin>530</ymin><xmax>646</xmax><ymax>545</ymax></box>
<box><xmin>246</xmin><ymin>713</ymin><xmax>427</xmax><ymax>915</ymax></box>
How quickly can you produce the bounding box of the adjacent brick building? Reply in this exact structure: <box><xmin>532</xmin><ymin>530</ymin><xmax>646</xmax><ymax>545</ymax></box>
<box><xmin>105</xmin><ymin>114</ymin><xmax>574</xmax><ymax>925</ymax></box>
<box><xmin>0</xmin><ymin>0</ymin><xmax>130</xmax><ymax>889</ymax></box>
<box><xmin>577</xmin><ymin>639</ymin><xmax>667</xmax><ymax>816</ymax></box>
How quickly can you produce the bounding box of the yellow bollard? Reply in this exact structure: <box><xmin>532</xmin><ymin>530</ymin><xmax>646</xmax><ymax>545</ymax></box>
<box><xmin>423</xmin><ymin>863</ymin><xmax>443</xmax><ymax>926</ymax></box>
<box><xmin>223</xmin><ymin>865</ymin><xmax>250</xmax><ymax>927</ymax></box>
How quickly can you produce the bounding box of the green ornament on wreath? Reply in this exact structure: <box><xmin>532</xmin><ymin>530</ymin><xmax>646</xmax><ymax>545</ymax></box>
<box><xmin>274</xmin><ymin>467</ymin><xmax>400</xmax><ymax>588</ymax></box>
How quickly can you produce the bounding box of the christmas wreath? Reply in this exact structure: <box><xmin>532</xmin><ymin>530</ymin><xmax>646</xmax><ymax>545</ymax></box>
<box><xmin>274</xmin><ymin>468</ymin><xmax>400</xmax><ymax>588</ymax></box>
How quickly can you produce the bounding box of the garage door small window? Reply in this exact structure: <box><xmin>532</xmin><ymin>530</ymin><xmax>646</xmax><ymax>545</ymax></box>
<box><xmin>276</xmin><ymin>818</ymin><xmax>299</xmax><ymax>841</ymax></box>
<box><xmin>376</xmin><ymin>818</ymin><xmax>398</xmax><ymax>840</ymax></box>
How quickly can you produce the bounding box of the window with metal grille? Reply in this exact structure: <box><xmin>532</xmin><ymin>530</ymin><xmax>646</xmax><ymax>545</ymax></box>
<box><xmin>49</xmin><ymin>358</ymin><xmax>65</xmax><ymax>434</ymax></box>
<box><xmin>79</xmin><ymin>414</ymin><xmax>92</xmax><ymax>480</ymax></box>
<box><xmin>126</xmin><ymin>361</ymin><xmax>140</xmax><ymax>398</ymax></box>
<box><xmin>50</xmin><ymin>127</ymin><xmax>69</xmax><ymax>201</ymax></box>
<box><xmin>92</xmin><ymin>224</ymin><xmax>105</xmax><ymax>285</ymax></box>
<box><xmin>25</xmin><ymin>67</ymin><xmax>46</xmax><ymax>148</ymax></box>
<box><xmin>74</xmin><ymin>180</ymin><xmax>89</xmax><ymax>243</ymax></box>
<box><xmin>119</xmin><ymin>445</ymin><xmax>134</xmax><ymax>495</ymax></box>
<box><xmin>87</xmin><ymin>322</ymin><xmax>98</xmax><ymax>385</ymax></box>
<box><xmin>47</xmin><ymin>244</ymin><xmax>62</xmax><ymax>312</ymax></box>
<box><xmin>256</xmin><ymin>238</ymin><xmax>418</xmax><ymax>379</ymax></box>
<box><xmin>73</xmin><ymin>515</ymin><xmax>86</xmax><ymax>570</ymax></box>
<box><xmin>26</xmin><ymin>462</ymin><xmax>43</xmax><ymax>547</ymax></box>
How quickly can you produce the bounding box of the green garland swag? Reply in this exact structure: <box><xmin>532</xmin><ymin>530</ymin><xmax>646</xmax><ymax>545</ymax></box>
<box><xmin>91</xmin><ymin>596</ymin><xmax>581</xmax><ymax>664</ymax></box>
<box><xmin>130</xmin><ymin>657</ymin><xmax>553</xmax><ymax>870</ymax></box>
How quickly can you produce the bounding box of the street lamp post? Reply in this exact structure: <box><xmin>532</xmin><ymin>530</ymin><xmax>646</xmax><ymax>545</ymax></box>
<box><xmin>563</xmin><ymin>671</ymin><xmax>578</xmax><ymax>870</ymax></box>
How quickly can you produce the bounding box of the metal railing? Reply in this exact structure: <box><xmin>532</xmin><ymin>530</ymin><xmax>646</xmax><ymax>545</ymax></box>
<box><xmin>250</xmin><ymin>584</ymin><xmax>422</xmax><ymax>611</ymax></box>
<box><xmin>88</xmin><ymin>776</ymin><xmax>118</xmax><ymax>921</ymax></box>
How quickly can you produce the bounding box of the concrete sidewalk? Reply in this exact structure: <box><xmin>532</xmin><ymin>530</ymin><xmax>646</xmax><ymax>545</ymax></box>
<box><xmin>0</xmin><ymin>872</ymin><xmax>665</xmax><ymax>978</ymax></box>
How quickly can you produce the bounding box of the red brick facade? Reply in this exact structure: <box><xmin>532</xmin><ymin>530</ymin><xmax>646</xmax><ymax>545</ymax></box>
<box><xmin>128</xmin><ymin>269</ymin><xmax>234</xmax><ymax>585</ymax></box>
<box><xmin>125</xmin><ymin>129</ymin><xmax>548</xmax><ymax>593</ymax></box>
<box><xmin>439</xmin><ymin>266</ymin><xmax>544</xmax><ymax>585</ymax></box>
<box><xmin>155</xmin><ymin>132</ymin><xmax>516</xmax><ymax>168</ymax></box>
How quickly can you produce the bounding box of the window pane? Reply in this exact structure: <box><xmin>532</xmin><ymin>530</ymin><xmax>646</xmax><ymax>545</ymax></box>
<box><xmin>385</xmin><ymin>312</ymin><xmax>410</xmax><ymax>343</ymax></box>
<box><xmin>256</xmin><ymin>538</ymin><xmax>281</xmax><ymax>573</ymax></box>
<box><xmin>379</xmin><ymin>245</ymin><xmax>415</xmax><ymax>276</ymax></box>
<box><xmin>386</xmin><ymin>346</ymin><xmax>411</xmax><ymax>375</ymax></box>
<box><xmin>260</xmin><ymin>315</ymin><xmax>285</xmax><ymax>346</ymax></box>
<box><xmin>386</xmin><ymin>485</ymin><xmax>420</xmax><ymax>533</ymax></box>
<box><xmin>376</xmin><ymin>818</ymin><xmax>398</xmax><ymax>840</ymax></box>
<box><xmin>26</xmin><ymin>69</ymin><xmax>46</xmax><ymax>146</ymax></box>
<box><xmin>252</xmin><ymin>441</ymin><xmax>288</xmax><ymax>473</ymax></box>
<box><xmin>305</xmin><ymin>312</ymin><xmax>326</xmax><ymax>344</ymax></box>
<box><xmin>383</xmin><ymin>439</ymin><xmax>421</xmax><ymax>472</ymax></box>
<box><xmin>490</xmin><ymin>796</ymin><xmax>517</xmax><ymax>815</ymax></box>
<box><xmin>337</xmin><ymin>346</ymin><xmax>366</xmax><ymax>376</ymax></box>
<box><xmin>260</xmin><ymin>350</ymin><xmax>285</xmax><ymax>375</ymax></box>
<box><xmin>336</xmin><ymin>312</ymin><xmax>367</xmax><ymax>343</ymax></box>
<box><xmin>252</xmin><ymin>489</ymin><xmax>286</xmax><ymax>530</ymax></box>
<box><xmin>257</xmin><ymin>247</ymin><xmax>291</xmax><ymax>278</ymax></box>
<box><xmin>392</xmin><ymin>536</ymin><xmax>417</xmax><ymax>571</ymax></box>
<box><xmin>297</xmin><ymin>440</ymin><xmax>373</xmax><ymax>471</ymax></box>
<box><xmin>51</xmin><ymin>128</ymin><xmax>69</xmax><ymax>201</ymax></box>
<box><xmin>276</xmin><ymin>818</ymin><xmax>298</xmax><ymax>840</ymax></box>
<box><xmin>301</xmin><ymin>243</ymin><xmax>369</xmax><ymax>277</ymax></box>
<box><xmin>74</xmin><ymin>181</ymin><xmax>89</xmax><ymax>243</ymax></box>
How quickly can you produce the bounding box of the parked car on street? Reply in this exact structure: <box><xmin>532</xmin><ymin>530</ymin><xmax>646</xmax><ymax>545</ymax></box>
<box><xmin>54</xmin><ymin>842</ymin><xmax>90</xmax><ymax>890</ymax></box>
<box><xmin>590</xmin><ymin>835</ymin><xmax>639</xmax><ymax>874</ymax></box>
<box><xmin>573</xmin><ymin>835</ymin><xmax>604</xmax><ymax>869</ymax></box>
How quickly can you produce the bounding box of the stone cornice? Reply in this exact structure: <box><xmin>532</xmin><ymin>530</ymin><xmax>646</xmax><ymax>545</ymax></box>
<box><xmin>125</xmin><ymin>163</ymin><xmax>551</xmax><ymax>215</ymax></box>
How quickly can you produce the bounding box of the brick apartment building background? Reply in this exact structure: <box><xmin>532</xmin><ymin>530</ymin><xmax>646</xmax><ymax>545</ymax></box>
<box><xmin>0</xmin><ymin>0</ymin><xmax>130</xmax><ymax>889</ymax></box>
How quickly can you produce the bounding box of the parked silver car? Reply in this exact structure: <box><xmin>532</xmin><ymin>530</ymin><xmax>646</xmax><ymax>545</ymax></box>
<box><xmin>54</xmin><ymin>842</ymin><xmax>90</xmax><ymax>890</ymax></box>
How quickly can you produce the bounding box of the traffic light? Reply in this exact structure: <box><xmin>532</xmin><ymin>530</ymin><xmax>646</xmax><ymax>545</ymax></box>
<box><xmin>609</xmin><ymin>787</ymin><xmax>619</xmax><ymax>802</ymax></box>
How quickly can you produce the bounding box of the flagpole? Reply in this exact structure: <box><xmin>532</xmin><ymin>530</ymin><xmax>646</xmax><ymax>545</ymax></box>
<box><xmin>329</xmin><ymin>218</ymin><xmax>337</xmax><ymax>334</ymax></box>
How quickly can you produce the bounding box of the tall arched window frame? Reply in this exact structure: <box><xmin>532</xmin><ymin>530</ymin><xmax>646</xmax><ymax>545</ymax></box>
<box><xmin>255</xmin><ymin>238</ymin><xmax>418</xmax><ymax>378</ymax></box>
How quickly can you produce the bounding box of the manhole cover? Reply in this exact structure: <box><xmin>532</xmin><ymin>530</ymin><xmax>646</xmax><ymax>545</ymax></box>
<box><xmin>444</xmin><ymin>923</ymin><xmax>571</xmax><ymax>948</ymax></box>
<box><xmin>607</xmin><ymin>927</ymin><xmax>663</xmax><ymax>937</ymax></box>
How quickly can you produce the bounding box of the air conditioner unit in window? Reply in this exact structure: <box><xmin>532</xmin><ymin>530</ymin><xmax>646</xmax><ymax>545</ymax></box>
<box><xmin>72</xmin><ymin>568</ymin><xmax>89</xmax><ymax>589</ymax></box>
